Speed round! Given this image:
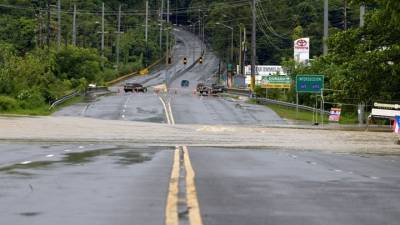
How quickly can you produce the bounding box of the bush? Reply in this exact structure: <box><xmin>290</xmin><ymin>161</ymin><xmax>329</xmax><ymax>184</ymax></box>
<box><xmin>17</xmin><ymin>89</ymin><xmax>45</xmax><ymax>109</ymax></box>
<box><xmin>0</xmin><ymin>96</ymin><xmax>19</xmax><ymax>111</ymax></box>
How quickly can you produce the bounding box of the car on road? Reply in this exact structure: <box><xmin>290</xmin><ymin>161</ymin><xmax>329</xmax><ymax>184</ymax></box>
<box><xmin>124</xmin><ymin>83</ymin><xmax>147</xmax><ymax>93</ymax></box>
<box><xmin>210</xmin><ymin>84</ymin><xmax>226</xmax><ymax>94</ymax></box>
<box><xmin>196</xmin><ymin>83</ymin><xmax>210</xmax><ymax>96</ymax></box>
<box><xmin>181</xmin><ymin>80</ymin><xmax>190</xmax><ymax>87</ymax></box>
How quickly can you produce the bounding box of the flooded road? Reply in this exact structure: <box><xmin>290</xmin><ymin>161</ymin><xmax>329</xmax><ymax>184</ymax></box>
<box><xmin>0</xmin><ymin>144</ymin><xmax>173</xmax><ymax>225</ymax></box>
<box><xmin>1</xmin><ymin>28</ymin><xmax>400</xmax><ymax>225</ymax></box>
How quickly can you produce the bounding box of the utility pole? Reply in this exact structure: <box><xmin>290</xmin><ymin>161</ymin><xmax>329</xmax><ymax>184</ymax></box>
<box><xmin>243</xmin><ymin>27</ymin><xmax>246</xmax><ymax>76</ymax></box>
<box><xmin>360</xmin><ymin>3</ymin><xmax>365</xmax><ymax>27</ymax></box>
<box><xmin>175</xmin><ymin>0</ymin><xmax>178</xmax><ymax>25</ymax></box>
<box><xmin>145</xmin><ymin>0</ymin><xmax>149</xmax><ymax>66</ymax></box>
<box><xmin>202</xmin><ymin>17</ymin><xmax>205</xmax><ymax>54</ymax></box>
<box><xmin>116</xmin><ymin>5</ymin><xmax>122</xmax><ymax>68</ymax></box>
<box><xmin>47</xmin><ymin>0</ymin><xmax>51</xmax><ymax>50</ymax></box>
<box><xmin>198</xmin><ymin>9</ymin><xmax>202</xmax><ymax>53</ymax></box>
<box><xmin>72</xmin><ymin>4</ymin><xmax>76</xmax><ymax>46</ymax></box>
<box><xmin>165</xmin><ymin>0</ymin><xmax>170</xmax><ymax>87</ymax></box>
<box><xmin>57</xmin><ymin>0</ymin><xmax>61</xmax><ymax>49</ymax></box>
<box><xmin>39</xmin><ymin>11</ymin><xmax>42</xmax><ymax>47</ymax></box>
<box><xmin>145</xmin><ymin>1</ymin><xmax>148</xmax><ymax>45</ymax></box>
<box><xmin>166</xmin><ymin>0</ymin><xmax>169</xmax><ymax>60</ymax></box>
<box><xmin>323</xmin><ymin>0</ymin><xmax>329</xmax><ymax>56</ymax></box>
<box><xmin>239</xmin><ymin>26</ymin><xmax>242</xmax><ymax>75</ymax></box>
<box><xmin>160</xmin><ymin>0</ymin><xmax>164</xmax><ymax>54</ymax></box>
<box><xmin>344</xmin><ymin>0</ymin><xmax>347</xmax><ymax>30</ymax></box>
<box><xmin>251</xmin><ymin>0</ymin><xmax>256</xmax><ymax>92</ymax></box>
<box><xmin>101</xmin><ymin>3</ymin><xmax>105</xmax><ymax>58</ymax></box>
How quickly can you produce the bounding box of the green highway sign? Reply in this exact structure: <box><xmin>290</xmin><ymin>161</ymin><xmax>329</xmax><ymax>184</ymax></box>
<box><xmin>296</xmin><ymin>75</ymin><xmax>324</xmax><ymax>93</ymax></box>
<box><xmin>261</xmin><ymin>75</ymin><xmax>291</xmax><ymax>89</ymax></box>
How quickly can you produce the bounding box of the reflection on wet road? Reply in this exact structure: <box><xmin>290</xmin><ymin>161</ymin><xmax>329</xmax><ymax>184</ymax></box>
<box><xmin>0</xmin><ymin>144</ymin><xmax>174</xmax><ymax>225</ymax></box>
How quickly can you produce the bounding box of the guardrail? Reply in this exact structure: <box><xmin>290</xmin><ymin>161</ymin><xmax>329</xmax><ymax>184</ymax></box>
<box><xmin>254</xmin><ymin>98</ymin><xmax>329</xmax><ymax>115</ymax></box>
<box><xmin>227</xmin><ymin>88</ymin><xmax>329</xmax><ymax>114</ymax></box>
<box><xmin>49</xmin><ymin>91</ymin><xmax>80</xmax><ymax>110</ymax></box>
<box><xmin>227</xmin><ymin>88</ymin><xmax>250</xmax><ymax>96</ymax></box>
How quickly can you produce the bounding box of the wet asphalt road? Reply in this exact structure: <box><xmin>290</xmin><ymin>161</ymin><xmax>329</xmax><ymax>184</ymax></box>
<box><xmin>1</xmin><ymin>28</ymin><xmax>400</xmax><ymax>225</ymax></box>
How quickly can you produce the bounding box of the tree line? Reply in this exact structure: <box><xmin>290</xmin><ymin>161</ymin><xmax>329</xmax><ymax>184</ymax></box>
<box><xmin>0</xmin><ymin>0</ymin><xmax>167</xmax><ymax>113</ymax></box>
<box><xmin>188</xmin><ymin>0</ymin><xmax>399</xmax><ymax>108</ymax></box>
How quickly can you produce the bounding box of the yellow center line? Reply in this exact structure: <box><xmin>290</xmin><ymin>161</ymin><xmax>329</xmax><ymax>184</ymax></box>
<box><xmin>162</xmin><ymin>96</ymin><xmax>204</xmax><ymax>225</ymax></box>
<box><xmin>183</xmin><ymin>146</ymin><xmax>204</xmax><ymax>225</ymax></box>
<box><xmin>165</xmin><ymin>147</ymin><xmax>180</xmax><ymax>225</ymax></box>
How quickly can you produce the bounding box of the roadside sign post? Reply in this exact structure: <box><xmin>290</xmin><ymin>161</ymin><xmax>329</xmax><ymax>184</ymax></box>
<box><xmin>296</xmin><ymin>75</ymin><xmax>325</xmax><ymax>125</ymax></box>
<box><xmin>261</xmin><ymin>75</ymin><xmax>291</xmax><ymax>99</ymax></box>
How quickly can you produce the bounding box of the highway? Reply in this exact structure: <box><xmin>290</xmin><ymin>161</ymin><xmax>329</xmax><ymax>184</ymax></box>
<box><xmin>0</xmin><ymin>28</ymin><xmax>400</xmax><ymax>225</ymax></box>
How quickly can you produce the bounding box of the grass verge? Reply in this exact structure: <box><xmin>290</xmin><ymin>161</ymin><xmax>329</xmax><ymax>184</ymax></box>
<box><xmin>248</xmin><ymin>99</ymin><xmax>358</xmax><ymax>124</ymax></box>
<box><xmin>0</xmin><ymin>95</ymin><xmax>84</xmax><ymax>117</ymax></box>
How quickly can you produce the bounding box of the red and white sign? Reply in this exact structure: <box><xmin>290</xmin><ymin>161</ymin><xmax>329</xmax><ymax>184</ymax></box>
<box><xmin>329</xmin><ymin>108</ymin><xmax>341</xmax><ymax>122</ymax></box>
<box><xmin>294</xmin><ymin>38</ymin><xmax>310</xmax><ymax>64</ymax></box>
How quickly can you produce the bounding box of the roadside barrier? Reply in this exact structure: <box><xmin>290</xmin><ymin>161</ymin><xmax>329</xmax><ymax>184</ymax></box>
<box><xmin>226</xmin><ymin>88</ymin><xmax>329</xmax><ymax>114</ymax></box>
<box><xmin>49</xmin><ymin>91</ymin><xmax>80</xmax><ymax>110</ymax></box>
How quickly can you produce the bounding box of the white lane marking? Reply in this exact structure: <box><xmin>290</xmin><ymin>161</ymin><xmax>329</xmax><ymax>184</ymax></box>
<box><xmin>46</xmin><ymin>154</ymin><xmax>54</xmax><ymax>158</ymax></box>
<box><xmin>78</xmin><ymin>146</ymin><xmax>84</xmax><ymax>149</ymax></box>
<box><xmin>122</xmin><ymin>115</ymin><xmax>126</xmax><ymax>119</ymax></box>
<box><xmin>123</xmin><ymin>109</ymin><xmax>126</xmax><ymax>113</ymax></box>
<box><xmin>20</xmin><ymin>161</ymin><xmax>32</xmax><ymax>165</ymax></box>
<box><xmin>334</xmin><ymin>169</ymin><xmax>342</xmax><ymax>172</ymax></box>
<box><xmin>167</xmin><ymin>101</ymin><xmax>175</xmax><ymax>124</ymax></box>
<box><xmin>64</xmin><ymin>149</ymin><xmax>71</xmax><ymax>152</ymax></box>
<box><xmin>370</xmin><ymin>176</ymin><xmax>380</xmax><ymax>180</ymax></box>
<box><xmin>159</xmin><ymin>97</ymin><xmax>171</xmax><ymax>124</ymax></box>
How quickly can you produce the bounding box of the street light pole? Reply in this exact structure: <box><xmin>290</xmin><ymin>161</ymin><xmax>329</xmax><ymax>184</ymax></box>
<box><xmin>216</xmin><ymin>22</ymin><xmax>234</xmax><ymax>88</ymax></box>
<box><xmin>215</xmin><ymin>22</ymin><xmax>233</xmax><ymax>63</ymax></box>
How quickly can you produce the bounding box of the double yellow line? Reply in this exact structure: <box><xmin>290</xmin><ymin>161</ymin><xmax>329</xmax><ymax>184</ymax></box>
<box><xmin>159</xmin><ymin>96</ymin><xmax>204</xmax><ymax>225</ymax></box>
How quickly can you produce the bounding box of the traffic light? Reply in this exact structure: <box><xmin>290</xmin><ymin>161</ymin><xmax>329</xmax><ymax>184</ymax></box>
<box><xmin>168</xmin><ymin>57</ymin><xmax>172</xmax><ymax>64</ymax></box>
<box><xmin>199</xmin><ymin>57</ymin><xmax>203</xmax><ymax>64</ymax></box>
<box><xmin>183</xmin><ymin>57</ymin><xmax>187</xmax><ymax>65</ymax></box>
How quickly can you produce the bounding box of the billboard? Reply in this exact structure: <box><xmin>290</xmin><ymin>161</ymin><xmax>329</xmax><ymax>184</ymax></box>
<box><xmin>244</xmin><ymin>65</ymin><xmax>286</xmax><ymax>86</ymax></box>
<box><xmin>244</xmin><ymin>65</ymin><xmax>286</xmax><ymax>76</ymax></box>
<box><xmin>294</xmin><ymin>38</ymin><xmax>310</xmax><ymax>64</ymax></box>
<box><xmin>261</xmin><ymin>75</ymin><xmax>291</xmax><ymax>89</ymax></box>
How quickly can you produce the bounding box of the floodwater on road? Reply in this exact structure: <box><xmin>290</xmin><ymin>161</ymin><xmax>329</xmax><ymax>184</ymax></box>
<box><xmin>0</xmin><ymin>144</ymin><xmax>174</xmax><ymax>225</ymax></box>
